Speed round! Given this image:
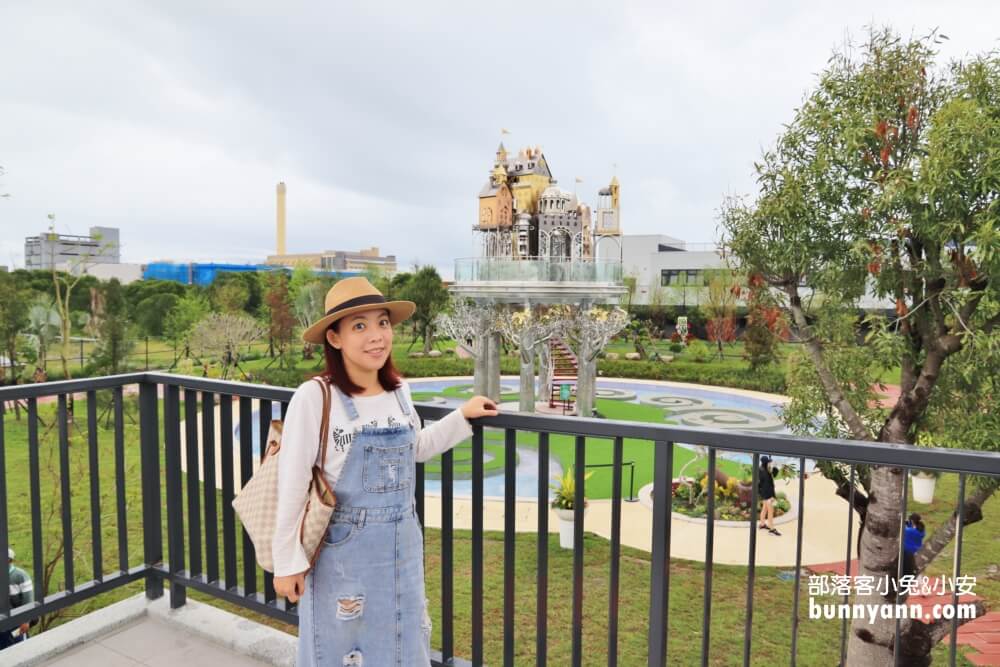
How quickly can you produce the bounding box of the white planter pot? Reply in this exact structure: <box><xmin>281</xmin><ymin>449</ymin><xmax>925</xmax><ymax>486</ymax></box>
<box><xmin>555</xmin><ymin>507</ymin><xmax>586</xmax><ymax>549</ymax></box>
<box><xmin>911</xmin><ymin>474</ymin><xmax>937</xmax><ymax>504</ymax></box>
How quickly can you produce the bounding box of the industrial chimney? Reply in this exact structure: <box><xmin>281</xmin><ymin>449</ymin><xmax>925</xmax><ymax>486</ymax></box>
<box><xmin>276</xmin><ymin>181</ymin><xmax>287</xmax><ymax>256</ymax></box>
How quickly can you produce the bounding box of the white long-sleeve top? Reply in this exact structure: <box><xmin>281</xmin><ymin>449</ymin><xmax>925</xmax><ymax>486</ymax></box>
<box><xmin>272</xmin><ymin>378</ymin><xmax>473</xmax><ymax>577</ymax></box>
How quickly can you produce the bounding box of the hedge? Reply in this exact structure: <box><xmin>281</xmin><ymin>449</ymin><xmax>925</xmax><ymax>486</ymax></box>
<box><xmin>596</xmin><ymin>359</ymin><xmax>786</xmax><ymax>394</ymax></box>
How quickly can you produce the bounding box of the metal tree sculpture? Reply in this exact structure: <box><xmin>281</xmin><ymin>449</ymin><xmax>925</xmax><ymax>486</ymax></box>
<box><xmin>434</xmin><ymin>299</ymin><xmax>500</xmax><ymax>396</ymax></box>
<box><xmin>496</xmin><ymin>305</ymin><xmax>564</xmax><ymax>411</ymax></box>
<box><xmin>565</xmin><ymin>306</ymin><xmax>628</xmax><ymax>417</ymax></box>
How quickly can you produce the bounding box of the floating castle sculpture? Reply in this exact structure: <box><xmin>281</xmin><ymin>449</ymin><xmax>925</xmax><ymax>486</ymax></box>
<box><xmin>440</xmin><ymin>143</ymin><xmax>628</xmax><ymax>417</ymax></box>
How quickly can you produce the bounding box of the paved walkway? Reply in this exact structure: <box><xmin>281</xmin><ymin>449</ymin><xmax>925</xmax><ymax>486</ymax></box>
<box><xmin>955</xmin><ymin>611</ymin><xmax>1000</xmax><ymax>665</ymax></box>
<box><xmin>421</xmin><ymin>471</ymin><xmax>860</xmax><ymax>567</ymax></box>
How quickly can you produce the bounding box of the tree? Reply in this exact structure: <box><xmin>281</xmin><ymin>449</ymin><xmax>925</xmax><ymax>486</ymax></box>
<box><xmin>163</xmin><ymin>293</ymin><xmax>211</xmax><ymax>363</ymax></box>
<box><xmin>0</xmin><ymin>273</ymin><xmax>30</xmax><ymax>387</ymax></box>
<box><xmin>702</xmin><ymin>270</ymin><xmax>740</xmax><ymax>360</ymax></box>
<box><xmin>289</xmin><ymin>270</ymin><xmax>327</xmax><ymax>361</ymax></box>
<box><xmin>742</xmin><ymin>273</ymin><xmax>785</xmax><ymax>370</ymax></box>
<box><xmin>362</xmin><ymin>264</ymin><xmax>391</xmax><ymax>296</ymax></box>
<box><xmin>399</xmin><ymin>266</ymin><xmax>450</xmax><ymax>354</ymax></box>
<box><xmin>565</xmin><ymin>306</ymin><xmax>629</xmax><ymax>417</ymax></box>
<box><xmin>496</xmin><ymin>305</ymin><xmax>563</xmax><ymax>411</ymax></box>
<box><xmin>24</xmin><ymin>296</ymin><xmax>61</xmax><ymax>375</ymax></box>
<box><xmin>91</xmin><ymin>279</ymin><xmax>132</xmax><ymax>375</ymax></box>
<box><xmin>623</xmin><ymin>317</ymin><xmax>651</xmax><ymax>359</ymax></box>
<box><xmin>46</xmin><ymin>216</ymin><xmax>109</xmax><ymax>389</ymax></box>
<box><xmin>621</xmin><ymin>273</ymin><xmax>638</xmax><ymax>311</ymax></box>
<box><xmin>210</xmin><ymin>273</ymin><xmax>251</xmax><ymax>313</ymax></box>
<box><xmin>263</xmin><ymin>272</ymin><xmax>296</xmax><ymax>367</ymax></box>
<box><xmin>133</xmin><ymin>292</ymin><xmax>180</xmax><ymax>338</ymax></box>
<box><xmin>388</xmin><ymin>271</ymin><xmax>412</xmax><ymax>300</ymax></box>
<box><xmin>190</xmin><ymin>312</ymin><xmax>265</xmax><ymax>379</ymax></box>
<box><xmin>434</xmin><ymin>299</ymin><xmax>500</xmax><ymax>396</ymax></box>
<box><xmin>721</xmin><ymin>29</ymin><xmax>998</xmax><ymax>662</ymax></box>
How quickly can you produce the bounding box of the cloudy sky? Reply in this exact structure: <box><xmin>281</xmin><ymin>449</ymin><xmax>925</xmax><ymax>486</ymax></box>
<box><xmin>2</xmin><ymin>2</ymin><xmax>998</xmax><ymax>278</ymax></box>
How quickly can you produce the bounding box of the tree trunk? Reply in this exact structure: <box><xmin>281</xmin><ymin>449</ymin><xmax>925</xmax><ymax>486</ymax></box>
<box><xmin>473</xmin><ymin>332</ymin><xmax>489</xmax><ymax>397</ymax></box>
<box><xmin>518</xmin><ymin>330</ymin><xmax>535</xmax><ymax>412</ymax></box>
<box><xmin>486</xmin><ymin>332</ymin><xmax>501</xmax><ymax>403</ymax></box>
<box><xmin>576</xmin><ymin>337</ymin><xmax>594</xmax><ymax>417</ymax></box>
<box><xmin>840</xmin><ymin>464</ymin><xmax>984</xmax><ymax>665</ymax></box>
<box><xmin>423</xmin><ymin>325</ymin><xmax>433</xmax><ymax>354</ymax></box>
<box><xmin>846</xmin><ymin>465</ymin><xmax>907</xmax><ymax>665</ymax></box>
<box><xmin>536</xmin><ymin>343</ymin><xmax>551</xmax><ymax>403</ymax></box>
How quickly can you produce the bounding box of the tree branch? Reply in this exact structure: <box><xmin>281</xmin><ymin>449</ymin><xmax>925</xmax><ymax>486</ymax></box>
<box><xmin>915</xmin><ymin>483</ymin><xmax>995</xmax><ymax>573</ymax></box>
<box><xmin>783</xmin><ymin>284</ymin><xmax>872</xmax><ymax>441</ymax></box>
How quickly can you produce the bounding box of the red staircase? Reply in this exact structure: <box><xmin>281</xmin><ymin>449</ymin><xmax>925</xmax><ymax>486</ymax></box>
<box><xmin>549</xmin><ymin>337</ymin><xmax>579</xmax><ymax>408</ymax></box>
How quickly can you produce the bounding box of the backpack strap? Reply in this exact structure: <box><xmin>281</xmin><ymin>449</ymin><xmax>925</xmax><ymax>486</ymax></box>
<box><xmin>313</xmin><ymin>377</ymin><xmax>332</xmax><ymax>466</ymax></box>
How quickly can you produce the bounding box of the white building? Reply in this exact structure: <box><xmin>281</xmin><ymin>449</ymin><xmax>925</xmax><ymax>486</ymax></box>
<box><xmin>622</xmin><ymin>233</ymin><xmax>892</xmax><ymax>310</ymax></box>
<box><xmin>621</xmin><ymin>234</ymin><xmax>727</xmax><ymax>306</ymax></box>
<box><xmin>25</xmin><ymin>226</ymin><xmax>121</xmax><ymax>270</ymax></box>
<box><xmin>56</xmin><ymin>261</ymin><xmax>144</xmax><ymax>284</ymax></box>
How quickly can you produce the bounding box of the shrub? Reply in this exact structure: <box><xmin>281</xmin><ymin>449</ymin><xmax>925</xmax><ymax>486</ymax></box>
<box><xmin>596</xmin><ymin>359</ymin><xmax>786</xmax><ymax>393</ymax></box>
<box><xmin>687</xmin><ymin>340</ymin><xmax>712</xmax><ymax>363</ymax></box>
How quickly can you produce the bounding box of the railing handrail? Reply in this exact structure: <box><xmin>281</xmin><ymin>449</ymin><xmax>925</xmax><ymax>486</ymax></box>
<box><xmin>1</xmin><ymin>372</ymin><xmax>998</xmax><ymax>476</ymax></box>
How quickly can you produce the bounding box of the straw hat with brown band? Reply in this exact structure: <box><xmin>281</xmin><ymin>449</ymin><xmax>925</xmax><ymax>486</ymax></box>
<box><xmin>301</xmin><ymin>277</ymin><xmax>416</xmax><ymax>345</ymax></box>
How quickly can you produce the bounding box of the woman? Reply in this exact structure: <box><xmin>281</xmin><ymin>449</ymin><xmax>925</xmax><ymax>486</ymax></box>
<box><xmin>757</xmin><ymin>455</ymin><xmax>781</xmax><ymax>536</ymax></box>
<box><xmin>903</xmin><ymin>513</ymin><xmax>925</xmax><ymax>577</ymax></box>
<box><xmin>272</xmin><ymin>277</ymin><xmax>497</xmax><ymax>666</ymax></box>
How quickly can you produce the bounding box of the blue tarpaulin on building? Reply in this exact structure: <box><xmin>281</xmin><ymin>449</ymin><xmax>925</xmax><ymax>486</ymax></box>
<box><xmin>142</xmin><ymin>262</ymin><xmax>359</xmax><ymax>285</ymax></box>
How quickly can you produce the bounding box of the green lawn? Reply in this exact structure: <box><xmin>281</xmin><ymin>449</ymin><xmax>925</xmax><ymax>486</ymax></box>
<box><xmin>3</xmin><ymin>393</ymin><xmax>990</xmax><ymax>665</ymax></box>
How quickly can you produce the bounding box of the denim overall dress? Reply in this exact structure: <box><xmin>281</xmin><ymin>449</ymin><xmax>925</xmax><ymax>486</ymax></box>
<box><xmin>297</xmin><ymin>384</ymin><xmax>431</xmax><ymax>667</ymax></box>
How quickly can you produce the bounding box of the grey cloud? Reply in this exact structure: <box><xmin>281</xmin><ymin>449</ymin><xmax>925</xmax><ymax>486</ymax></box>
<box><xmin>2</xmin><ymin>1</ymin><xmax>998</xmax><ymax>277</ymax></box>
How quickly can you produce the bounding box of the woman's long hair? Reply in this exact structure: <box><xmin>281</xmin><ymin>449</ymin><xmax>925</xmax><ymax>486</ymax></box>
<box><xmin>318</xmin><ymin>320</ymin><xmax>403</xmax><ymax>395</ymax></box>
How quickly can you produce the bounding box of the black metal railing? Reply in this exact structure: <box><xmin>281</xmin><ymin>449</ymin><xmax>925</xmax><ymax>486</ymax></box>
<box><xmin>0</xmin><ymin>372</ymin><xmax>997</xmax><ymax>666</ymax></box>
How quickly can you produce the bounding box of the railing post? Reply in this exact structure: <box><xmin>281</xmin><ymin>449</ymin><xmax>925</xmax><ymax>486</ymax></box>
<box><xmin>647</xmin><ymin>440</ymin><xmax>673</xmax><ymax>667</ymax></box>
<box><xmin>164</xmin><ymin>384</ymin><xmax>186</xmax><ymax>608</ymax></box>
<box><xmin>139</xmin><ymin>380</ymin><xmax>163</xmax><ymax>599</ymax></box>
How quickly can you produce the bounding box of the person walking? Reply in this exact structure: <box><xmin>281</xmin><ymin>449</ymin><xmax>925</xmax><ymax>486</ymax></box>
<box><xmin>2</xmin><ymin>548</ymin><xmax>34</xmax><ymax>650</ymax></box>
<box><xmin>757</xmin><ymin>456</ymin><xmax>781</xmax><ymax>536</ymax></box>
<box><xmin>271</xmin><ymin>277</ymin><xmax>497</xmax><ymax>666</ymax></box>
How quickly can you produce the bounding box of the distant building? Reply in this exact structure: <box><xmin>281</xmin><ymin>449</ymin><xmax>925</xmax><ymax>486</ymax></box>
<box><xmin>263</xmin><ymin>182</ymin><xmax>397</xmax><ymax>274</ymax></box>
<box><xmin>623</xmin><ymin>233</ymin><xmax>893</xmax><ymax>311</ymax></box>
<box><xmin>25</xmin><ymin>226</ymin><xmax>121</xmax><ymax>270</ymax></box>
<box><xmin>57</xmin><ymin>262</ymin><xmax>144</xmax><ymax>284</ymax></box>
<box><xmin>265</xmin><ymin>246</ymin><xmax>397</xmax><ymax>274</ymax></box>
<box><xmin>622</xmin><ymin>234</ymin><xmax>726</xmax><ymax>306</ymax></box>
<box><xmin>143</xmin><ymin>261</ymin><xmax>363</xmax><ymax>286</ymax></box>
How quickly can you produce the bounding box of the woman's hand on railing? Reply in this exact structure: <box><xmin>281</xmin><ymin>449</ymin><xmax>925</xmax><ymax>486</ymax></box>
<box><xmin>274</xmin><ymin>572</ymin><xmax>307</xmax><ymax>602</ymax></box>
<box><xmin>461</xmin><ymin>396</ymin><xmax>499</xmax><ymax>420</ymax></box>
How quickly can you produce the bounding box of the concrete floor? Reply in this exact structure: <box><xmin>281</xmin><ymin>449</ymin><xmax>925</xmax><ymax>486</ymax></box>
<box><xmin>37</xmin><ymin>616</ymin><xmax>271</xmax><ymax>667</ymax></box>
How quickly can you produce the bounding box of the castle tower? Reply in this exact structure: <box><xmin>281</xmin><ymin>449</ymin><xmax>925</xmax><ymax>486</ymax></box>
<box><xmin>276</xmin><ymin>181</ymin><xmax>287</xmax><ymax>256</ymax></box>
<box><xmin>495</xmin><ymin>142</ymin><xmax>508</xmax><ymax>166</ymax></box>
<box><xmin>594</xmin><ymin>176</ymin><xmax>622</xmax><ymax>261</ymax></box>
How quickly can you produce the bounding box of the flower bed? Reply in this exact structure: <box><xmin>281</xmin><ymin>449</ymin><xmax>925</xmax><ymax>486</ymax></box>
<box><xmin>670</xmin><ymin>475</ymin><xmax>790</xmax><ymax>521</ymax></box>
